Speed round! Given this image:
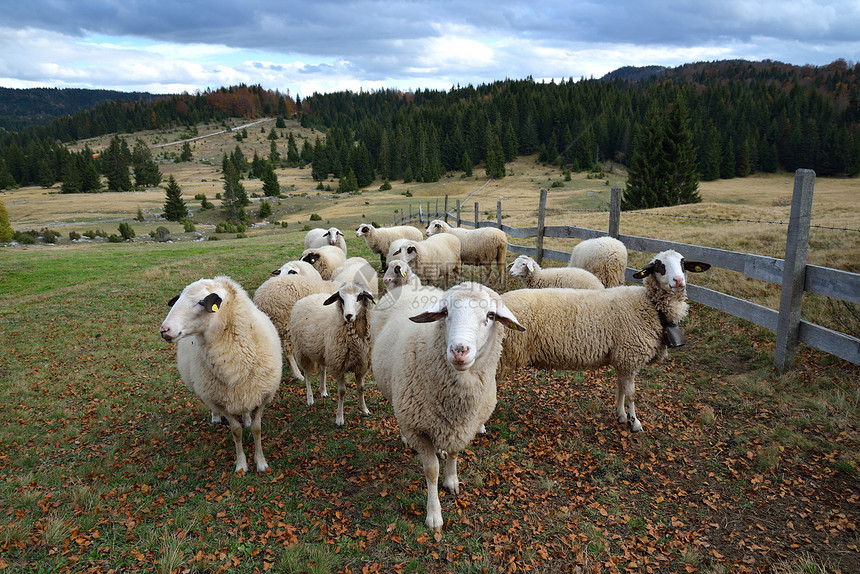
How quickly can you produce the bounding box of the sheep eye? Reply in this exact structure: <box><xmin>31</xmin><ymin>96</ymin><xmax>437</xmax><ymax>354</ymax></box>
<box><xmin>487</xmin><ymin>311</ymin><xmax>496</xmax><ymax>321</ymax></box>
<box><xmin>288</xmin><ymin>270</ymin><xmax>298</xmax><ymax>275</ymax></box>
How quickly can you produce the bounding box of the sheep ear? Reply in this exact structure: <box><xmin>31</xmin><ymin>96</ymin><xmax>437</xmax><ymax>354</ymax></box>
<box><xmin>409</xmin><ymin>299</ymin><xmax>447</xmax><ymax>323</ymax></box>
<box><xmin>323</xmin><ymin>292</ymin><xmax>342</xmax><ymax>306</ymax></box>
<box><xmin>632</xmin><ymin>263</ymin><xmax>654</xmax><ymax>279</ymax></box>
<box><xmin>336</xmin><ymin>230</ymin><xmax>344</xmax><ymax>236</ymax></box>
<box><xmin>271</xmin><ymin>269</ymin><xmax>281</xmax><ymax>276</ymax></box>
<box><xmin>359</xmin><ymin>292</ymin><xmax>377</xmax><ymax>304</ymax></box>
<box><xmin>407</xmin><ymin>246</ymin><xmax>417</xmax><ymax>254</ymax></box>
<box><xmin>684</xmin><ymin>261</ymin><xmax>711</xmax><ymax>273</ymax></box>
<box><xmin>167</xmin><ymin>294</ymin><xmax>180</xmax><ymax>307</ymax></box>
<box><xmin>201</xmin><ymin>293</ymin><xmax>222</xmax><ymax>313</ymax></box>
<box><xmin>302</xmin><ymin>253</ymin><xmax>318</xmax><ymax>264</ymax></box>
<box><xmin>493</xmin><ymin>301</ymin><xmax>526</xmax><ymax>332</ymax></box>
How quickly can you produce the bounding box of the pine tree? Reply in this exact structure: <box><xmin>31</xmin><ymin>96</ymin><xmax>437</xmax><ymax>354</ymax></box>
<box><xmin>162</xmin><ymin>175</ymin><xmax>189</xmax><ymax>221</ymax></box>
<box><xmin>60</xmin><ymin>154</ymin><xmax>81</xmax><ymax>193</ymax></box>
<box><xmin>624</xmin><ymin>99</ymin><xmax>699</xmax><ymax>209</ymax></box>
<box><xmin>104</xmin><ymin>136</ymin><xmax>132</xmax><ymax>192</ymax></box>
<box><xmin>262</xmin><ymin>162</ymin><xmax>280</xmax><ymax>197</ymax></box>
<box><xmin>662</xmin><ymin>99</ymin><xmax>700</xmax><ymax>205</ymax></box>
<box><xmin>132</xmin><ymin>139</ymin><xmax>162</xmax><ymax>187</ymax></box>
<box><xmin>221</xmin><ymin>161</ymin><xmax>247</xmax><ymax>223</ymax></box>
<box><xmin>286</xmin><ymin>132</ymin><xmax>300</xmax><ymax>166</ymax></box>
<box><xmin>180</xmin><ymin>141</ymin><xmax>193</xmax><ymax>162</ymax></box>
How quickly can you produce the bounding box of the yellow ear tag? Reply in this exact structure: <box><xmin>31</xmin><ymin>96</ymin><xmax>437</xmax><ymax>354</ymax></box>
<box><xmin>693</xmin><ymin>265</ymin><xmax>703</xmax><ymax>272</ymax></box>
<box><xmin>400</xmin><ymin>269</ymin><xmax>407</xmax><ymax>276</ymax></box>
<box><xmin>210</xmin><ymin>303</ymin><xmax>219</xmax><ymax>313</ymax></box>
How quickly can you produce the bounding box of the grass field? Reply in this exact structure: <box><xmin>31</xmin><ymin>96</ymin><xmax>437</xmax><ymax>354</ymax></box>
<box><xmin>1</xmin><ymin>122</ymin><xmax>859</xmax><ymax>572</ymax></box>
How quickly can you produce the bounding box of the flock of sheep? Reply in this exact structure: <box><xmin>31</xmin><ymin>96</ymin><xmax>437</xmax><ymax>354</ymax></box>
<box><xmin>158</xmin><ymin>220</ymin><xmax>710</xmax><ymax>531</ymax></box>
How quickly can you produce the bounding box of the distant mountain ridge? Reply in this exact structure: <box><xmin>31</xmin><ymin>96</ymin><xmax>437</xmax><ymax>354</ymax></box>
<box><xmin>0</xmin><ymin>87</ymin><xmax>161</xmax><ymax>131</ymax></box>
<box><xmin>600</xmin><ymin>65</ymin><xmax>667</xmax><ymax>82</ymax></box>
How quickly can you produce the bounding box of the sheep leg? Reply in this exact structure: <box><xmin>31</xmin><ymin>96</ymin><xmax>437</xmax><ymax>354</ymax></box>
<box><xmin>304</xmin><ymin>375</ymin><xmax>315</xmax><ymax>406</ymax></box>
<box><xmin>615</xmin><ymin>372</ymin><xmax>643</xmax><ymax>432</ymax></box>
<box><xmin>319</xmin><ymin>366</ymin><xmax>328</xmax><ymax>398</ymax></box>
<box><xmin>355</xmin><ymin>372</ymin><xmax>371</xmax><ymax>417</ymax></box>
<box><xmin>249</xmin><ymin>405</ymin><xmax>269</xmax><ymax>472</ymax></box>
<box><xmin>442</xmin><ymin>453</ymin><xmax>460</xmax><ymax>495</ymax></box>
<box><xmin>335</xmin><ymin>374</ymin><xmax>347</xmax><ymax>428</ymax></box>
<box><xmin>223</xmin><ymin>413</ymin><xmax>248</xmax><ymax>473</ymax></box>
<box><xmin>413</xmin><ymin>434</ymin><xmax>443</xmax><ymax>531</ymax></box>
<box><xmin>287</xmin><ymin>353</ymin><xmax>305</xmax><ymax>382</ymax></box>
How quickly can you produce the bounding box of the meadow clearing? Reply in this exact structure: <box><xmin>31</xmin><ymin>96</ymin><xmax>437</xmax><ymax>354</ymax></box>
<box><xmin>1</xmin><ymin>123</ymin><xmax>858</xmax><ymax>573</ymax></box>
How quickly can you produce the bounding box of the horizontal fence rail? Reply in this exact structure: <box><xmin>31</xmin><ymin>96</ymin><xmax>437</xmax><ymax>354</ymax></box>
<box><xmin>393</xmin><ymin>170</ymin><xmax>859</xmax><ymax>368</ymax></box>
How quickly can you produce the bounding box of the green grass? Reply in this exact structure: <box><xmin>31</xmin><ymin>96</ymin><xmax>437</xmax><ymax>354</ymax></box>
<box><xmin>1</xmin><ymin>236</ymin><xmax>859</xmax><ymax>572</ymax></box>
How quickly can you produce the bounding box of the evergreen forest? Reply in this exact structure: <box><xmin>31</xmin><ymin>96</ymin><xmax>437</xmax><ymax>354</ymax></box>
<box><xmin>1</xmin><ymin>59</ymin><xmax>858</xmax><ymax>199</ymax></box>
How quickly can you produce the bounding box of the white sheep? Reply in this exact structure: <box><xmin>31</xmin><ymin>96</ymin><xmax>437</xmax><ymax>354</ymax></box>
<box><xmin>499</xmin><ymin>250</ymin><xmax>710</xmax><ymax>432</ymax></box>
<box><xmin>270</xmin><ymin>259</ymin><xmax>323</xmax><ymax>280</ymax></box>
<box><xmin>392</xmin><ymin>234</ymin><xmax>461</xmax><ymax>288</ymax></box>
<box><xmin>301</xmin><ymin>245</ymin><xmax>348</xmax><ymax>280</ymax></box>
<box><xmin>508</xmin><ymin>254</ymin><xmax>605</xmax><ymax>290</ymax></box>
<box><xmin>355</xmin><ymin>223</ymin><xmax>424</xmax><ymax>269</ymax></box>
<box><xmin>567</xmin><ymin>236</ymin><xmax>628</xmax><ymax>288</ymax></box>
<box><xmin>331</xmin><ymin>257</ymin><xmax>379</xmax><ymax>297</ymax></box>
<box><xmin>160</xmin><ymin>276</ymin><xmax>282</xmax><ymax>473</ymax></box>
<box><xmin>381</xmin><ymin>259</ymin><xmax>422</xmax><ymax>290</ymax></box>
<box><xmin>371</xmin><ymin>260</ymin><xmax>443</xmax><ymax>343</ymax></box>
<box><xmin>425</xmin><ymin>219</ymin><xmax>508</xmax><ymax>284</ymax></box>
<box><xmin>304</xmin><ymin>227</ymin><xmax>348</xmax><ymax>254</ymax></box>
<box><xmin>291</xmin><ymin>281</ymin><xmax>376</xmax><ymax>427</ymax></box>
<box><xmin>386</xmin><ymin>238</ymin><xmax>410</xmax><ymax>268</ymax></box>
<box><xmin>253</xmin><ymin>271</ymin><xmax>338</xmax><ymax>402</ymax></box>
<box><xmin>372</xmin><ymin>282</ymin><xmax>524</xmax><ymax>530</ymax></box>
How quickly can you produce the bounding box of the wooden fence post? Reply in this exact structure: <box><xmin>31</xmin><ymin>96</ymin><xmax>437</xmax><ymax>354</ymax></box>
<box><xmin>774</xmin><ymin>169</ymin><xmax>816</xmax><ymax>372</ymax></box>
<box><xmin>474</xmin><ymin>202</ymin><xmax>479</xmax><ymax>228</ymax></box>
<box><xmin>427</xmin><ymin>201</ymin><xmax>431</xmax><ymax>222</ymax></box>
<box><xmin>456</xmin><ymin>200</ymin><xmax>461</xmax><ymax>227</ymax></box>
<box><xmin>609</xmin><ymin>186</ymin><xmax>621</xmax><ymax>238</ymax></box>
<box><xmin>497</xmin><ymin>200</ymin><xmax>502</xmax><ymax>228</ymax></box>
<box><xmin>536</xmin><ymin>188</ymin><xmax>548</xmax><ymax>265</ymax></box>
<box><xmin>444</xmin><ymin>195</ymin><xmax>449</xmax><ymax>223</ymax></box>
<box><xmin>409</xmin><ymin>203</ymin><xmax>412</xmax><ymax>223</ymax></box>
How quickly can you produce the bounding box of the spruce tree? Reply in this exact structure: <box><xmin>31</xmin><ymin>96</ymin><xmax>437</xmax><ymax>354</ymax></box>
<box><xmin>221</xmin><ymin>161</ymin><xmax>247</xmax><ymax>223</ymax></box>
<box><xmin>132</xmin><ymin>139</ymin><xmax>162</xmax><ymax>187</ymax></box>
<box><xmin>624</xmin><ymin>99</ymin><xmax>699</xmax><ymax>209</ymax></box>
<box><xmin>162</xmin><ymin>175</ymin><xmax>189</xmax><ymax>221</ymax></box>
<box><xmin>180</xmin><ymin>141</ymin><xmax>193</xmax><ymax>162</ymax></box>
<box><xmin>104</xmin><ymin>136</ymin><xmax>132</xmax><ymax>192</ymax></box>
<box><xmin>262</xmin><ymin>162</ymin><xmax>280</xmax><ymax>197</ymax></box>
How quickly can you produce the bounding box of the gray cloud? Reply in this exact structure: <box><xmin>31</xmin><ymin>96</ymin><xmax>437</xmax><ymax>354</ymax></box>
<box><xmin>0</xmin><ymin>0</ymin><xmax>857</xmax><ymax>94</ymax></box>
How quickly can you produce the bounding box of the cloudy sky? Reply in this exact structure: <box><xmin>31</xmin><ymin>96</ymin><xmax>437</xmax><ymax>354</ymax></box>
<box><xmin>1</xmin><ymin>0</ymin><xmax>858</xmax><ymax>97</ymax></box>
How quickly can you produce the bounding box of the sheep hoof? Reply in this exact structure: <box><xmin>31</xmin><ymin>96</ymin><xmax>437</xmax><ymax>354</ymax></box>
<box><xmin>629</xmin><ymin>418</ymin><xmax>643</xmax><ymax>432</ymax></box>
<box><xmin>361</xmin><ymin>410</ymin><xmax>371</xmax><ymax>417</ymax></box>
<box><xmin>335</xmin><ymin>421</ymin><xmax>345</xmax><ymax>429</ymax></box>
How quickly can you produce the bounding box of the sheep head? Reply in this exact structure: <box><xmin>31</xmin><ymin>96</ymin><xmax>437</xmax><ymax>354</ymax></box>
<box><xmin>633</xmin><ymin>250</ymin><xmax>710</xmax><ymax>294</ymax></box>
<box><xmin>323</xmin><ymin>227</ymin><xmax>343</xmax><ymax>245</ymax></box>
<box><xmin>410</xmin><ymin>282</ymin><xmax>524</xmax><ymax>371</ymax></box>
<box><xmin>508</xmin><ymin>255</ymin><xmax>537</xmax><ymax>277</ymax></box>
<box><xmin>355</xmin><ymin>224</ymin><xmax>373</xmax><ymax>237</ymax></box>
<box><xmin>160</xmin><ymin>278</ymin><xmax>229</xmax><ymax>343</ymax></box>
<box><xmin>323</xmin><ymin>281</ymin><xmax>376</xmax><ymax>323</ymax></box>
<box><xmin>425</xmin><ymin>219</ymin><xmax>448</xmax><ymax>237</ymax></box>
<box><xmin>382</xmin><ymin>259</ymin><xmax>412</xmax><ymax>287</ymax></box>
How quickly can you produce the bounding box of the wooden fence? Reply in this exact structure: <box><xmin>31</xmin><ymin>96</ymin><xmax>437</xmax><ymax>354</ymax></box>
<box><xmin>394</xmin><ymin>169</ymin><xmax>860</xmax><ymax>370</ymax></box>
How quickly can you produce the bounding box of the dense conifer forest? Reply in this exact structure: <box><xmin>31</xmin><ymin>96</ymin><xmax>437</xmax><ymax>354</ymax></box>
<box><xmin>0</xmin><ymin>59</ymin><xmax>857</xmax><ymax>194</ymax></box>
